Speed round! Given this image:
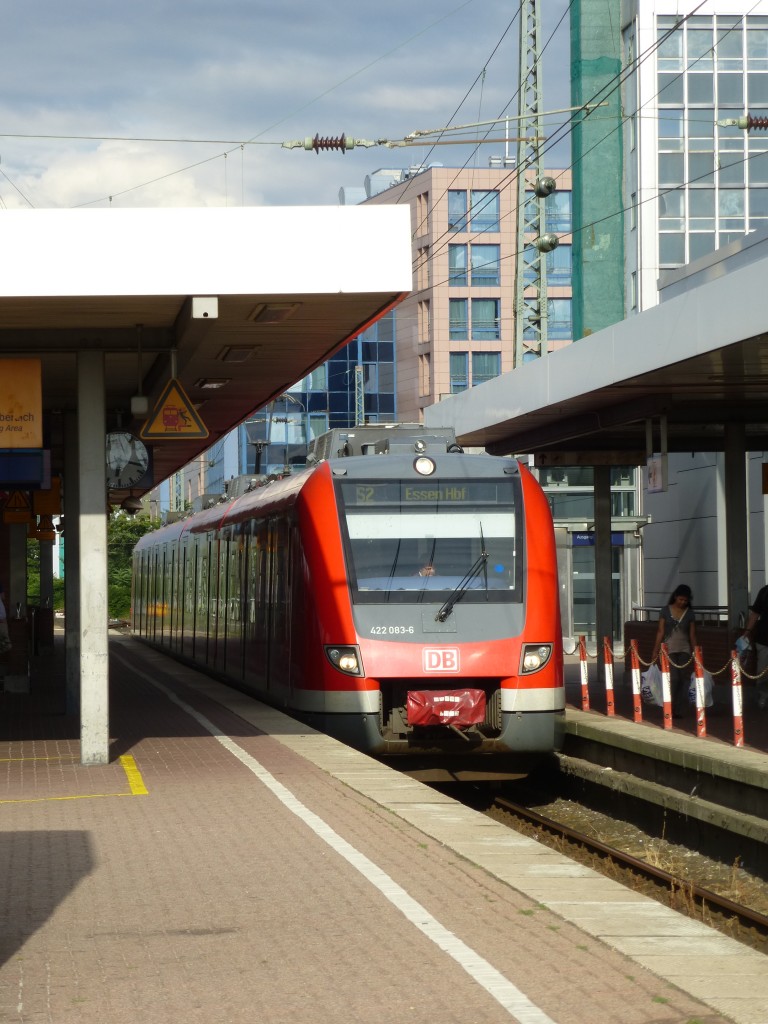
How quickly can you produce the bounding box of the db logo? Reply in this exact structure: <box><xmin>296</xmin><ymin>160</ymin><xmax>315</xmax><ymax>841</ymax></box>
<box><xmin>423</xmin><ymin>648</ymin><xmax>460</xmax><ymax>672</ymax></box>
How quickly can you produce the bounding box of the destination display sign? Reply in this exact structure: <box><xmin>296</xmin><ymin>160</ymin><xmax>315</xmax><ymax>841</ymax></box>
<box><xmin>340</xmin><ymin>480</ymin><xmax>512</xmax><ymax>506</ymax></box>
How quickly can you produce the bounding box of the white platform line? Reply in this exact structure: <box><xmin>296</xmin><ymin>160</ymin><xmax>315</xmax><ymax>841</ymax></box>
<box><xmin>138</xmin><ymin>666</ymin><xmax>558</xmax><ymax>1024</ymax></box>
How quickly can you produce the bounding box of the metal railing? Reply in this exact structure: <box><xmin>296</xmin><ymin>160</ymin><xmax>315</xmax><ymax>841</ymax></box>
<box><xmin>630</xmin><ymin>604</ymin><xmax>729</xmax><ymax>623</ymax></box>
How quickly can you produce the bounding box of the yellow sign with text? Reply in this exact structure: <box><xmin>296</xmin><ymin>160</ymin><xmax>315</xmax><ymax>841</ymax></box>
<box><xmin>0</xmin><ymin>359</ymin><xmax>43</xmax><ymax>448</ymax></box>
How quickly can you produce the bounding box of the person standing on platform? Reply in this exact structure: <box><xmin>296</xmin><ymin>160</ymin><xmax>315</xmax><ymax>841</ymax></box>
<box><xmin>740</xmin><ymin>587</ymin><xmax>768</xmax><ymax>710</ymax></box>
<box><xmin>651</xmin><ymin>584</ymin><xmax>697</xmax><ymax>719</ymax></box>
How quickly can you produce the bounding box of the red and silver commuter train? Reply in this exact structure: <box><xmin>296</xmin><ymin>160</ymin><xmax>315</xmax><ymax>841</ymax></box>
<box><xmin>132</xmin><ymin>425</ymin><xmax>565</xmax><ymax>771</ymax></box>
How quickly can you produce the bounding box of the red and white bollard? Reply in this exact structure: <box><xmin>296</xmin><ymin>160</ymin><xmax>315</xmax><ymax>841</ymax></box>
<box><xmin>660</xmin><ymin>643</ymin><xmax>673</xmax><ymax>730</ymax></box>
<box><xmin>603</xmin><ymin>636</ymin><xmax>615</xmax><ymax>716</ymax></box>
<box><xmin>731</xmin><ymin>650</ymin><xmax>744</xmax><ymax>748</ymax></box>
<box><xmin>579</xmin><ymin>635</ymin><xmax>590</xmax><ymax>711</ymax></box>
<box><xmin>693</xmin><ymin>645</ymin><xmax>707</xmax><ymax>739</ymax></box>
<box><xmin>630</xmin><ymin>640</ymin><xmax>643</xmax><ymax>723</ymax></box>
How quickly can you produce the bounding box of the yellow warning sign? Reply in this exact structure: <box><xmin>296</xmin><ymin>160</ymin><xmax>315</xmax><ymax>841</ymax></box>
<box><xmin>2</xmin><ymin>489</ymin><xmax>32</xmax><ymax>525</ymax></box>
<box><xmin>140</xmin><ymin>379</ymin><xmax>208</xmax><ymax>440</ymax></box>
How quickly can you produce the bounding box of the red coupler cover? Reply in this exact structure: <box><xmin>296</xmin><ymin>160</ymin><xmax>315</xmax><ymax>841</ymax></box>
<box><xmin>407</xmin><ymin>688</ymin><xmax>486</xmax><ymax>727</ymax></box>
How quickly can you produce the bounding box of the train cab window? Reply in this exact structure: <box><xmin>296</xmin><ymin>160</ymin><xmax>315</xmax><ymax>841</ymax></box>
<box><xmin>336</xmin><ymin>478</ymin><xmax>521</xmax><ymax>604</ymax></box>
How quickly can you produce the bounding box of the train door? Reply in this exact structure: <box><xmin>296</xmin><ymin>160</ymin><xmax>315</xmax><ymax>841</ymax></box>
<box><xmin>133</xmin><ymin>549</ymin><xmax>145</xmax><ymax>635</ymax></box>
<box><xmin>150</xmin><ymin>546</ymin><xmax>161</xmax><ymax>643</ymax></box>
<box><xmin>211</xmin><ymin>537</ymin><xmax>226</xmax><ymax>669</ymax></box>
<box><xmin>176</xmin><ymin>540</ymin><xmax>186</xmax><ymax>654</ymax></box>
<box><xmin>189</xmin><ymin>537</ymin><xmax>201</xmax><ymax>661</ymax></box>
<box><xmin>267</xmin><ymin>517</ymin><xmax>290</xmax><ymax>701</ymax></box>
<box><xmin>223</xmin><ymin>529</ymin><xmax>244</xmax><ymax>679</ymax></box>
<box><xmin>199</xmin><ymin>538</ymin><xmax>212</xmax><ymax>665</ymax></box>
<box><xmin>251</xmin><ymin>519</ymin><xmax>270</xmax><ymax>690</ymax></box>
<box><xmin>181</xmin><ymin>539</ymin><xmax>194</xmax><ymax>660</ymax></box>
<box><xmin>236</xmin><ymin>529</ymin><xmax>248</xmax><ymax>682</ymax></box>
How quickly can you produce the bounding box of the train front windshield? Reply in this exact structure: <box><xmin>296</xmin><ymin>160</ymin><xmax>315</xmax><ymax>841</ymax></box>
<box><xmin>337</xmin><ymin>477</ymin><xmax>522</xmax><ymax>604</ymax></box>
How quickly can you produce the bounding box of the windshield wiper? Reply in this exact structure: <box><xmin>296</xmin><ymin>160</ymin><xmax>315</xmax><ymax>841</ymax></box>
<box><xmin>435</xmin><ymin>525</ymin><xmax>489</xmax><ymax>622</ymax></box>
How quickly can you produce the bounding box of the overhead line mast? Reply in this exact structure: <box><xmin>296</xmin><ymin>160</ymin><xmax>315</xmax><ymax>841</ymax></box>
<box><xmin>514</xmin><ymin>0</ymin><xmax>558</xmax><ymax>366</ymax></box>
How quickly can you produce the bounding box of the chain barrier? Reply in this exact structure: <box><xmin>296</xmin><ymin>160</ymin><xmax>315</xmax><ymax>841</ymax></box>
<box><xmin>573</xmin><ymin>635</ymin><xmax>759</xmax><ymax>747</ymax></box>
<box><xmin>573</xmin><ymin>635</ymin><xmax>766</xmax><ymax>679</ymax></box>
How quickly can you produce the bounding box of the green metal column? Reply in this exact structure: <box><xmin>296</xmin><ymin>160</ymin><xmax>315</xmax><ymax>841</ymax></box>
<box><xmin>570</xmin><ymin>0</ymin><xmax>625</xmax><ymax>339</ymax></box>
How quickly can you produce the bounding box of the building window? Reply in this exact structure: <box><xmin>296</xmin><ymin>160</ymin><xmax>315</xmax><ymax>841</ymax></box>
<box><xmin>418</xmin><ymin>300</ymin><xmax>430</xmax><ymax>342</ymax></box>
<box><xmin>471</xmin><ymin>298</ymin><xmax>500</xmax><ymax>340</ymax></box>
<box><xmin>419</xmin><ymin>352</ymin><xmax>431</xmax><ymax>397</ymax></box>
<box><xmin>630</xmin><ymin>271</ymin><xmax>637</xmax><ymax>311</ymax></box>
<box><xmin>750</xmin><ymin>185</ymin><xmax>768</xmax><ymax>227</ymax></box>
<box><xmin>309</xmin><ymin>413</ymin><xmax>329</xmax><ymax>439</ymax></box>
<box><xmin>449</xmin><ymin>298</ymin><xmax>468</xmax><ymax>340</ymax></box>
<box><xmin>448</xmin><ymin>244</ymin><xmax>467</xmax><ymax>285</ymax></box>
<box><xmin>449</xmin><ymin>352</ymin><xmax>468</xmax><ymax>393</ymax></box>
<box><xmin>658</xmin><ymin>152</ymin><xmax>684</xmax><ymax>187</ymax></box>
<box><xmin>657</xmin><ymin>22</ymin><xmax>683</xmax><ymax>72</ymax></box>
<box><xmin>470</xmin><ymin>244</ymin><xmax>500</xmax><ymax>286</ymax></box>
<box><xmin>659</xmin><ymin>188</ymin><xmax>684</xmax><ymax>231</ymax></box>
<box><xmin>719</xmin><ymin>187</ymin><xmax>745</xmax><ymax>231</ymax></box>
<box><xmin>659</xmin><ymin>232</ymin><xmax>685</xmax><ymax>267</ymax></box>
<box><xmin>416</xmin><ymin>246</ymin><xmax>430</xmax><ymax>291</ymax></box>
<box><xmin>546</xmin><ymin>243</ymin><xmax>572</xmax><ymax>285</ymax></box>
<box><xmin>305</xmin><ymin>365</ymin><xmax>327</xmax><ymax>390</ymax></box>
<box><xmin>747</xmin><ymin>18</ymin><xmax>768</xmax><ymax>70</ymax></box>
<box><xmin>448</xmin><ymin>190</ymin><xmax>468</xmax><ymax>232</ymax></box>
<box><xmin>469</xmin><ymin>190</ymin><xmax>500</xmax><ymax>232</ymax></box>
<box><xmin>717</xmin><ymin>19</ymin><xmax>744</xmax><ymax>70</ymax></box>
<box><xmin>544</xmin><ymin>191</ymin><xmax>572</xmax><ymax>232</ymax></box>
<box><xmin>415</xmin><ymin>191</ymin><xmax>429</xmax><ymax>236</ymax></box>
<box><xmin>472</xmin><ymin>351</ymin><xmax>500</xmax><ymax>386</ymax></box>
<box><xmin>658</xmin><ymin>108</ymin><xmax>684</xmax><ymax>152</ymax></box>
<box><xmin>547</xmin><ymin>299</ymin><xmax>572</xmax><ymax>341</ymax></box>
<box><xmin>688</xmin><ymin>106</ymin><xmax>715</xmax><ymax>186</ymax></box>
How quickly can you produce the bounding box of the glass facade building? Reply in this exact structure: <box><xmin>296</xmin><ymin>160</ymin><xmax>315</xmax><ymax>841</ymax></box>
<box><xmin>625</xmin><ymin>4</ymin><xmax>768</xmax><ymax>310</ymax></box>
<box><xmin>238</xmin><ymin>310</ymin><xmax>397</xmax><ymax>477</ymax></box>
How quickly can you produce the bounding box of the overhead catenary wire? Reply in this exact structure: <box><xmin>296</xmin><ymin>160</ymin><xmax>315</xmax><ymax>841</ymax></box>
<box><xmin>408</xmin><ymin>1</ymin><xmax>749</xmax><ymax>291</ymax></box>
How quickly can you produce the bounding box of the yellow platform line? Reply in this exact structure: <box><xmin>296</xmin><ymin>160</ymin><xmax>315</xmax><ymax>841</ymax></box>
<box><xmin>0</xmin><ymin>755</ymin><xmax>78</xmax><ymax>763</ymax></box>
<box><xmin>119</xmin><ymin>754</ymin><xmax>149</xmax><ymax>795</ymax></box>
<box><xmin>0</xmin><ymin>753</ymin><xmax>149</xmax><ymax>803</ymax></box>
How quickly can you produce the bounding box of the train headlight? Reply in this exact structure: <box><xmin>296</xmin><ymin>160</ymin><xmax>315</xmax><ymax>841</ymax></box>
<box><xmin>325</xmin><ymin>645</ymin><xmax>364</xmax><ymax>676</ymax></box>
<box><xmin>520</xmin><ymin>644</ymin><xmax>552</xmax><ymax>673</ymax></box>
<box><xmin>414</xmin><ymin>456</ymin><xmax>436</xmax><ymax>476</ymax></box>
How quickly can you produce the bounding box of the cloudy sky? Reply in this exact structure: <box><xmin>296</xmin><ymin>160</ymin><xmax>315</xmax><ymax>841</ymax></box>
<box><xmin>0</xmin><ymin>0</ymin><xmax>573</xmax><ymax>209</ymax></box>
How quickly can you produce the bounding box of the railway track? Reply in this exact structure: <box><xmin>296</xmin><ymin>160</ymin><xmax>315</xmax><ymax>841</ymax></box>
<box><xmin>487</xmin><ymin>790</ymin><xmax>768</xmax><ymax>955</ymax></box>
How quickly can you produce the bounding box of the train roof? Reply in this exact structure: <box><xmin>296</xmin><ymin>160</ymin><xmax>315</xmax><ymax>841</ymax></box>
<box><xmin>132</xmin><ymin>426</ymin><xmax>523</xmax><ymax>553</ymax></box>
<box><xmin>306</xmin><ymin>423</ymin><xmax>459</xmax><ymax>461</ymax></box>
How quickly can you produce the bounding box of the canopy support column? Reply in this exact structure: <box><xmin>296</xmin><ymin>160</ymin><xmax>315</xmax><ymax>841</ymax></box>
<box><xmin>77</xmin><ymin>351</ymin><xmax>109</xmax><ymax>765</ymax></box>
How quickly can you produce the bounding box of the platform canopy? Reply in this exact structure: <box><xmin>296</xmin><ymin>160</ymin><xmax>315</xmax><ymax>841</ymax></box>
<box><xmin>425</xmin><ymin>231</ymin><xmax>768</xmax><ymax>462</ymax></box>
<box><xmin>0</xmin><ymin>206</ymin><xmax>412</xmax><ymax>494</ymax></box>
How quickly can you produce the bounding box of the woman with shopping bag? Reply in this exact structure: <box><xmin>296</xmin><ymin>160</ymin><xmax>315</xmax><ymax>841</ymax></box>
<box><xmin>650</xmin><ymin>584</ymin><xmax>698</xmax><ymax>719</ymax></box>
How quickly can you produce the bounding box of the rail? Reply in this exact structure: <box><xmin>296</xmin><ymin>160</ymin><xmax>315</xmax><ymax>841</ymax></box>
<box><xmin>492</xmin><ymin>793</ymin><xmax>768</xmax><ymax>953</ymax></box>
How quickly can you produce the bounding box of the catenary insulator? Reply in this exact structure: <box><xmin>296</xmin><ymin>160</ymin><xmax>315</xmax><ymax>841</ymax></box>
<box><xmin>534</xmin><ymin>176</ymin><xmax>556</xmax><ymax>197</ymax></box>
<box><xmin>304</xmin><ymin>134</ymin><xmax>353</xmax><ymax>154</ymax></box>
<box><xmin>533</xmin><ymin>233</ymin><xmax>559</xmax><ymax>253</ymax></box>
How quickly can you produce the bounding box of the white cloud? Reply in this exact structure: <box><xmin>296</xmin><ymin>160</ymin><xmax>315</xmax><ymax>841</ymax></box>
<box><xmin>0</xmin><ymin>0</ymin><xmax>573</xmax><ymax>208</ymax></box>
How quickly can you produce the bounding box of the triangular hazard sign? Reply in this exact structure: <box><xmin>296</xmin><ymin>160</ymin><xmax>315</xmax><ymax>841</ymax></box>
<box><xmin>2</xmin><ymin>489</ymin><xmax>31</xmax><ymax>524</ymax></box>
<box><xmin>3</xmin><ymin>489</ymin><xmax>30</xmax><ymax>512</ymax></box>
<box><xmin>140</xmin><ymin>379</ymin><xmax>209</xmax><ymax>440</ymax></box>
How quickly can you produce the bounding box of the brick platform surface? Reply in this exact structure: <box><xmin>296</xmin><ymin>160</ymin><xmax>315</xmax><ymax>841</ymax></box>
<box><xmin>0</xmin><ymin>638</ymin><xmax>735</xmax><ymax>1024</ymax></box>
